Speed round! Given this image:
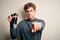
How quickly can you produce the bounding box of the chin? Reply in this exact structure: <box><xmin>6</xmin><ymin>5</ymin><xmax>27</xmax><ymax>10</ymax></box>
<box><xmin>28</xmin><ymin>17</ymin><xmax>34</xmax><ymax>19</ymax></box>
<box><xmin>28</xmin><ymin>17</ymin><xmax>31</xmax><ymax>19</ymax></box>
<box><xmin>27</xmin><ymin>16</ymin><xmax>34</xmax><ymax>19</ymax></box>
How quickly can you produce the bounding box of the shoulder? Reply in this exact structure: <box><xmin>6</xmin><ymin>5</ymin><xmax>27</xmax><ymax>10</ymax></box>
<box><xmin>18</xmin><ymin>19</ymin><xmax>27</xmax><ymax>25</ymax></box>
<box><xmin>35</xmin><ymin>18</ymin><xmax>45</xmax><ymax>22</ymax></box>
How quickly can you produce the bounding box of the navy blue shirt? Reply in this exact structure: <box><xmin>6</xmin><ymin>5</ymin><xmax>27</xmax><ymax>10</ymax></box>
<box><xmin>10</xmin><ymin>18</ymin><xmax>45</xmax><ymax>40</ymax></box>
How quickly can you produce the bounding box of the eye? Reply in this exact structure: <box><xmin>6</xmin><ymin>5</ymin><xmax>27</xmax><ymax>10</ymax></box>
<box><xmin>26</xmin><ymin>10</ymin><xmax>29</xmax><ymax>13</ymax></box>
<box><xmin>30</xmin><ymin>10</ymin><xmax>33</xmax><ymax>12</ymax></box>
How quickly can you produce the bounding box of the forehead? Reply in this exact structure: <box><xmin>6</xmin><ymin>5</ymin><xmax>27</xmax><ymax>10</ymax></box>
<box><xmin>26</xmin><ymin>7</ymin><xmax>34</xmax><ymax>11</ymax></box>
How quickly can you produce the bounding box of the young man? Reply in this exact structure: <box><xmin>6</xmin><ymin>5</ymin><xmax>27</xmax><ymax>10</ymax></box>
<box><xmin>8</xmin><ymin>2</ymin><xmax>45</xmax><ymax>40</ymax></box>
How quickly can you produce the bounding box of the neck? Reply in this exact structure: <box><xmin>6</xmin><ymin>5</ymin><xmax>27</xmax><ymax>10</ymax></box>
<box><xmin>28</xmin><ymin>17</ymin><xmax>35</xmax><ymax>20</ymax></box>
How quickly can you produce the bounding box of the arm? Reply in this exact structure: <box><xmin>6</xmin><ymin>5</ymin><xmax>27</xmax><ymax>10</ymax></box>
<box><xmin>10</xmin><ymin>23</ymin><xmax>17</xmax><ymax>39</ymax></box>
<box><xmin>39</xmin><ymin>20</ymin><xmax>45</xmax><ymax>30</ymax></box>
<box><xmin>10</xmin><ymin>21</ymin><xmax>22</xmax><ymax>39</ymax></box>
<box><xmin>8</xmin><ymin>15</ymin><xmax>22</xmax><ymax>39</ymax></box>
<box><xmin>32</xmin><ymin>20</ymin><xmax>45</xmax><ymax>32</ymax></box>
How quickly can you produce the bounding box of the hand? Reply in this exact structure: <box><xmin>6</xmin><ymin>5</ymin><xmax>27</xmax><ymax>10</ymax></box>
<box><xmin>7</xmin><ymin>15</ymin><xmax>13</xmax><ymax>23</ymax></box>
<box><xmin>32</xmin><ymin>22</ymin><xmax>41</xmax><ymax>32</ymax></box>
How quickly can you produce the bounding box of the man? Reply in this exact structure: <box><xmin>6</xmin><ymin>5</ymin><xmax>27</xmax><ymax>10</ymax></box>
<box><xmin>8</xmin><ymin>2</ymin><xmax>45</xmax><ymax>40</ymax></box>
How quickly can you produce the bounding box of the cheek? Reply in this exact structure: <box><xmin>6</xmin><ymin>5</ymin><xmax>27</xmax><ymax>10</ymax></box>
<box><xmin>31</xmin><ymin>12</ymin><xmax>35</xmax><ymax>16</ymax></box>
<box><xmin>25</xmin><ymin>13</ymin><xmax>30</xmax><ymax>17</ymax></box>
<box><xmin>25</xmin><ymin>12</ymin><xmax>28</xmax><ymax>16</ymax></box>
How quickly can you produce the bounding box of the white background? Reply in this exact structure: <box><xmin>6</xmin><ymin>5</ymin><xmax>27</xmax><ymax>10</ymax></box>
<box><xmin>0</xmin><ymin>0</ymin><xmax>60</xmax><ymax>40</ymax></box>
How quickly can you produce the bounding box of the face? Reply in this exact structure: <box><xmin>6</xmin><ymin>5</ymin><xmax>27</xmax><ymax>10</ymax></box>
<box><xmin>25</xmin><ymin>7</ymin><xmax>36</xmax><ymax>19</ymax></box>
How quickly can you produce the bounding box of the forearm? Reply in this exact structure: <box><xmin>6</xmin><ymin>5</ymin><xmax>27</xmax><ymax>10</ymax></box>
<box><xmin>10</xmin><ymin>23</ymin><xmax>17</xmax><ymax>39</ymax></box>
<box><xmin>37</xmin><ymin>20</ymin><xmax>45</xmax><ymax>32</ymax></box>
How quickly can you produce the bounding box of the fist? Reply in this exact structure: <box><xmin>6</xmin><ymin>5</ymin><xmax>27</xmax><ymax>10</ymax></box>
<box><xmin>7</xmin><ymin>15</ymin><xmax>12</xmax><ymax>22</ymax></box>
<box><xmin>32</xmin><ymin>22</ymin><xmax>41</xmax><ymax>32</ymax></box>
